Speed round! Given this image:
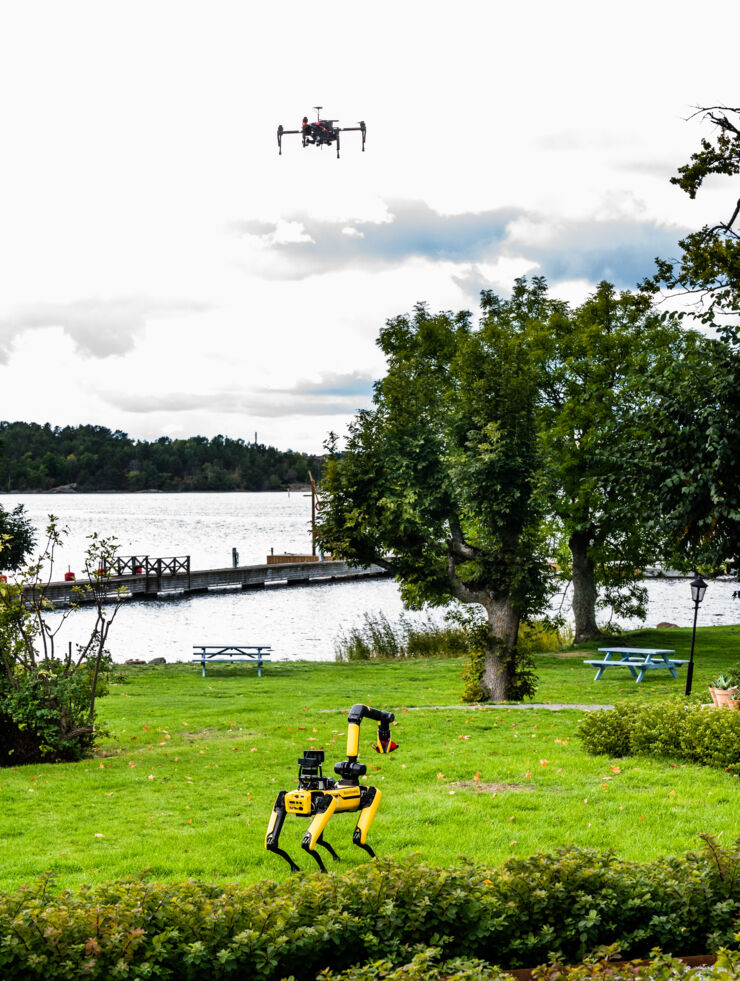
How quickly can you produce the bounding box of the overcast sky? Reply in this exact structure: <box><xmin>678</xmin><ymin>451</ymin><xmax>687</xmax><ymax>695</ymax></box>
<box><xmin>1</xmin><ymin>1</ymin><xmax>737</xmax><ymax>453</ymax></box>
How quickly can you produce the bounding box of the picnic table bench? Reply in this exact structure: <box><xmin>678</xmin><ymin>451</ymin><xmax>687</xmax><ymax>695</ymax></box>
<box><xmin>193</xmin><ymin>645</ymin><xmax>272</xmax><ymax>677</ymax></box>
<box><xmin>584</xmin><ymin>647</ymin><xmax>689</xmax><ymax>683</ymax></box>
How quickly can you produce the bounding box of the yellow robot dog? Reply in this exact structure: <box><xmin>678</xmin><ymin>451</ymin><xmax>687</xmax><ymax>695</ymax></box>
<box><xmin>265</xmin><ymin>703</ymin><xmax>398</xmax><ymax>872</ymax></box>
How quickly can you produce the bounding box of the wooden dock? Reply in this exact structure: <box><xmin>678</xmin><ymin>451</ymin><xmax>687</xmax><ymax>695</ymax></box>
<box><xmin>24</xmin><ymin>559</ymin><xmax>390</xmax><ymax>606</ymax></box>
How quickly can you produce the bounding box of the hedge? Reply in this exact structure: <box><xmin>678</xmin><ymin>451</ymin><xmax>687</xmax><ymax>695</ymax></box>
<box><xmin>1</xmin><ymin>842</ymin><xmax>739</xmax><ymax>980</ymax></box>
<box><xmin>319</xmin><ymin>944</ymin><xmax>740</xmax><ymax>980</ymax></box>
<box><xmin>578</xmin><ymin>699</ymin><xmax>740</xmax><ymax>770</ymax></box>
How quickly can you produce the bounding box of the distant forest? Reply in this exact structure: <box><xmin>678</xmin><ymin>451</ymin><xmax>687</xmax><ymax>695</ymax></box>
<box><xmin>0</xmin><ymin>421</ymin><xmax>325</xmax><ymax>493</ymax></box>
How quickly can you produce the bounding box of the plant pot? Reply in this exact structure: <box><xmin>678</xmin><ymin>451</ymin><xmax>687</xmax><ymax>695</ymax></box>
<box><xmin>709</xmin><ymin>686</ymin><xmax>739</xmax><ymax>708</ymax></box>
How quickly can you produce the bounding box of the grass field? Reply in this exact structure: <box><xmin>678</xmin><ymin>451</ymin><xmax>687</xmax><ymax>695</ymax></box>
<box><xmin>1</xmin><ymin>624</ymin><xmax>739</xmax><ymax>892</ymax></box>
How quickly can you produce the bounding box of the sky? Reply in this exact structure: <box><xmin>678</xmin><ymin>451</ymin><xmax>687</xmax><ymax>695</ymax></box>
<box><xmin>0</xmin><ymin>1</ymin><xmax>738</xmax><ymax>453</ymax></box>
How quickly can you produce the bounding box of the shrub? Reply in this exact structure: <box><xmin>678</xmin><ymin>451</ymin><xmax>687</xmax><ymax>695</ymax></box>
<box><xmin>320</xmin><ymin>943</ymin><xmax>740</xmax><ymax>981</ymax></box>
<box><xmin>0</xmin><ymin>521</ymin><xmax>121</xmax><ymax>765</ymax></box>
<box><xmin>578</xmin><ymin>702</ymin><xmax>642</xmax><ymax>757</ymax></box>
<box><xmin>0</xmin><ymin>661</ymin><xmax>108</xmax><ymax>763</ymax></box>
<box><xmin>318</xmin><ymin>948</ymin><xmax>513</xmax><ymax>980</ymax></box>
<box><xmin>1</xmin><ymin>842</ymin><xmax>739</xmax><ymax>979</ymax></box>
<box><xmin>578</xmin><ymin>698</ymin><xmax>740</xmax><ymax>771</ymax></box>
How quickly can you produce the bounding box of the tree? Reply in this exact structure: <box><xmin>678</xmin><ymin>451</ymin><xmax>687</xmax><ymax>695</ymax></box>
<box><xmin>531</xmin><ymin>281</ymin><xmax>687</xmax><ymax>642</ymax></box>
<box><xmin>642</xmin><ymin>105</ymin><xmax>740</xmax><ymax>568</ymax></box>
<box><xmin>317</xmin><ymin>286</ymin><xmax>552</xmax><ymax>702</ymax></box>
<box><xmin>0</xmin><ymin>504</ymin><xmax>35</xmax><ymax>572</ymax></box>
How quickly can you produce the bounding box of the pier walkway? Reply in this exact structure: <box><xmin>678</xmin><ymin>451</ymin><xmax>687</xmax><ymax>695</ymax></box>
<box><xmin>23</xmin><ymin>559</ymin><xmax>389</xmax><ymax>606</ymax></box>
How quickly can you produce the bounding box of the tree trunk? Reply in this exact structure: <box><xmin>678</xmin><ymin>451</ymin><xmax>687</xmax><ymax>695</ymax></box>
<box><xmin>481</xmin><ymin>594</ymin><xmax>520</xmax><ymax>701</ymax></box>
<box><xmin>569</xmin><ymin>529</ymin><xmax>601</xmax><ymax>643</ymax></box>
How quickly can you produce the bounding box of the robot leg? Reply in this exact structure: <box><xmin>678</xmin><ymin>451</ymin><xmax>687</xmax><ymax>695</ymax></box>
<box><xmin>265</xmin><ymin>791</ymin><xmax>300</xmax><ymax>872</ymax></box>
<box><xmin>301</xmin><ymin>794</ymin><xmax>338</xmax><ymax>873</ymax></box>
<box><xmin>352</xmin><ymin>786</ymin><xmax>381</xmax><ymax>859</ymax></box>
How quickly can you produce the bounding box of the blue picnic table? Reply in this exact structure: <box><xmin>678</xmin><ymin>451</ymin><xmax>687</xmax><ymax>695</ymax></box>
<box><xmin>192</xmin><ymin>645</ymin><xmax>272</xmax><ymax>677</ymax></box>
<box><xmin>583</xmin><ymin>647</ymin><xmax>689</xmax><ymax>683</ymax></box>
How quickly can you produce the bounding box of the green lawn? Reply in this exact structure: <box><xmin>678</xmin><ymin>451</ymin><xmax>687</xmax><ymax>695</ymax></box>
<box><xmin>1</xmin><ymin>624</ymin><xmax>739</xmax><ymax>892</ymax></box>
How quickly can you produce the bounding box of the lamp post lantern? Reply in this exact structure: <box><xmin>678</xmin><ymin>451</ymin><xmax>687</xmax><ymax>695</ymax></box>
<box><xmin>685</xmin><ymin>574</ymin><xmax>708</xmax><ymax>696</ymax></box>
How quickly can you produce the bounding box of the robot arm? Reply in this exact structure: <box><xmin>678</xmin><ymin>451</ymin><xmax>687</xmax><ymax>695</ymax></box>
<box><xmin>345</xmin><ymin>703</ymin><xmax>397</xmax><ymax>760</ymax></box>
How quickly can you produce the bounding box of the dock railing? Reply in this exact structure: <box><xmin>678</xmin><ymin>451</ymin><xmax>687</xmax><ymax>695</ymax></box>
<box><xmin>110</xmin><ymin>556</ymin><xmax>191</xmax><ymax>576</ymax></box>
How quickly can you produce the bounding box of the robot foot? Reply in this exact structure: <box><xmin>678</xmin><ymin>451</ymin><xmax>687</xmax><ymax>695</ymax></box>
<box><xmin>352</xmin><ymin>831</ymin><xmax>376</xmax><ymax>860</ymax></box>
<box><xmin>268</xmin><ymin>845</ymin><xmax>300</xmax><ymax>872</ymax></box>
<box><xmin>317</xmin><ymin>834</ymin><xmax>341</xmax><ymax>862</ymax></box>
<box><xmin>303</xmin><ymin>844</ymin><xmax>328</xmax><ymax>873</ymax></box>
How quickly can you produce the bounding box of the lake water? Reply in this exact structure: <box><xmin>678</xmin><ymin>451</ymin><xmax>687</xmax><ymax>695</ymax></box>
<box><xmin>1</xmin><ymin>492</ymin><xmax>737</xmax><ymax>663</ymax></box>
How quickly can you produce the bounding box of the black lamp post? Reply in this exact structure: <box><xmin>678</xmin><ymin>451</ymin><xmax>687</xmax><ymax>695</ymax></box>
<box><xmin>684</xmin><ymin>574</ymin><xmax>708</xmax><ymax>696</ymax></box>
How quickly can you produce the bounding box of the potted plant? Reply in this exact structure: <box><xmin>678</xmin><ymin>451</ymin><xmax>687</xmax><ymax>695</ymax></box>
<box><xmin>708</xmin><ymin>673</ymin><xmax>740</xmax><ymax>708</ymax></box>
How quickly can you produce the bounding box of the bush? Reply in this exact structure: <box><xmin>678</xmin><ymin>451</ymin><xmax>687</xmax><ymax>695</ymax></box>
<box><xmin>578</xmin><ymin>698</ymin><xmax>740</xmax><ymax>771</ymax></box>
<box><xmin>0</xmin><ymin>661</ymin><xmax>108</xmax><ymax>764</ymax></box>
<box><xmin>578</xmin><ymin>702</ymin><xmax>642</xmax><ymax>758</ymax></box>
<box><xmin>318</xmin><ymin>948</ymin><xmax>513</xmax><ymax>980</ymax></box>
<box><xmin>321</xmin><ymin>943</ymin><xmax>740</xmax><ymax>981</ymax></box>
<box><xmin>1</xmin><ymin>842</ymin><xmax>739</xmax><ymax>979</ymax></box>
<box><xmin>0</xmin><ymin>522</ymin><xmax>120</xmax><ymax>766</ymax></box>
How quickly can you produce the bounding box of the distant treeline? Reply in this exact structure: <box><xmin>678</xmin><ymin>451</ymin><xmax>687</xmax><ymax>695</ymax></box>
<box><xmin>0</xmin><ymin>421</ymin><xmax>325</xmax><ymax>492</ymax></box>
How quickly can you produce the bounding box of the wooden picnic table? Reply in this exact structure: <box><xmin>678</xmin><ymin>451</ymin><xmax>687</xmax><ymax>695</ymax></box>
<box><xmin>583</xmin><ymin>647</ymin><xmax>689</xmax><ymax>683</ymax></box>
<box><xmin>192</xmin><ymin>645</ymin><xmax>272</xmax><ymax>677</ymax></box>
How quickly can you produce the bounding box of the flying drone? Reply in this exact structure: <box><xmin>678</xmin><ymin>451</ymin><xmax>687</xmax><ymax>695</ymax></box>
<box><xmin>277</xmin><ymin>107</ymin><xmax>366</xmax><ymax>159</ymax></box>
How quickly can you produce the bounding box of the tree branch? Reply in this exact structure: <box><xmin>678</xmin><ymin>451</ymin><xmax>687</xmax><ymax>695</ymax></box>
<box><xmin>447</xmin><ymin>515</ymin><xmax>480</xmax><ymax>561</ymax></box>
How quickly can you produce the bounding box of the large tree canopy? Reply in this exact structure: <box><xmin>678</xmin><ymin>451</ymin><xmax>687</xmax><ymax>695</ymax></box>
<box><xmin>531</xmin><ymin>281</ymin><xmax>689</xmax><ymax>641</ymax></box>
<box><xmin>317</xmin><ymin>285</ymin><xmax>552</xmax><ymax>701</ymax></box>
<box><xmin>642</xmin><ymin>105</ymin><xmax>740</xmax><ymax>569</ymax></box>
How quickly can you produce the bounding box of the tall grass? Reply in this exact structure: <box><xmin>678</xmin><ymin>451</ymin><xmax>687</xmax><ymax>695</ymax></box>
<box><xmin>334</xmin><ymin>611</ymin><xmax>571</xmax><ymax>662</ymax></box>
<box><xmin>334</xmin><ymin>611</ymin><xmax>471</xmax><ymax>661</ymax></box>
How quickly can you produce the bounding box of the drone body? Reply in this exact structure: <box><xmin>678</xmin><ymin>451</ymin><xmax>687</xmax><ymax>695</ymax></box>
<box><xmin>277</xmin><ymin>106</ymin><xmax>366</xmax><ymax>159</ymax></box>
